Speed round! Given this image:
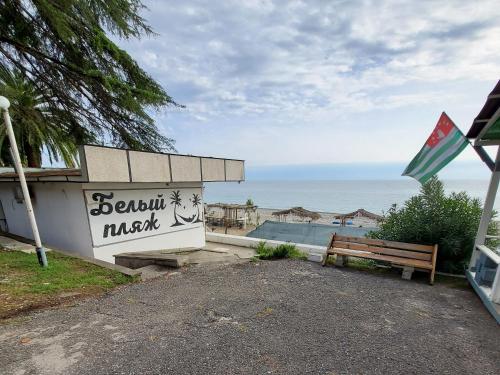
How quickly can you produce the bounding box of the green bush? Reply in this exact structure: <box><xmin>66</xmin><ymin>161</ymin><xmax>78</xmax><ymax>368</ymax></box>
<box><xmin>254</xmin><ymin>242</ymin><xmax>307</xmax><ymax>260</ymax></box>
<box><xmin>368</xmin><ymin>176</ymin><xmax>497</xmax><ymax>274</ymax></box>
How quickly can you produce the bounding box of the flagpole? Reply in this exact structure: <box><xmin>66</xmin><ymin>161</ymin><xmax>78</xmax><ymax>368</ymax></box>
<box><xmin>0</xmin><ymin>96</ymin><xmax>48</xmax><ymax>267</ymax></box>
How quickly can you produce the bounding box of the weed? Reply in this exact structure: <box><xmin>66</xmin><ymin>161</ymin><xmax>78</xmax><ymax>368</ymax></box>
<box><xmin>253</xmin><ymin>242</ymin><xmax>307</xmax><ymax>260</ymax></box>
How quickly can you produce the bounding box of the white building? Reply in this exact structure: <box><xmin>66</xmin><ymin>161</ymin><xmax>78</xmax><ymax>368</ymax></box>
<box><xmin>0</xmin><ymin>145</ymin><xmax>244</xmax><ymax>263</ymax></box>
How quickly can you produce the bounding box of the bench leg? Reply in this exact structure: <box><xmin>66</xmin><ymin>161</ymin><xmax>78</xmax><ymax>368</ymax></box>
<box><xmin>335</xmin><ymin>255</ymin><xmax>347</xmax><ymax>267</ymax></box>
<box><xmin>402</xmin><ymin>266</ymin><xmax>414</xmax><ymax>281</ymax></box>
<box><xmin>322</xmin><ymin>253</ymin><xmax>329</xmax><ymax>266</ymax></box>
<box><xmin>430</xmin><ymin>268</ymin><xmax>435</xmax><ymax>285</ymax></box>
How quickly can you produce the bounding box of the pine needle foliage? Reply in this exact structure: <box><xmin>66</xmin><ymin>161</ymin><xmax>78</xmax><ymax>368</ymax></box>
<box><xmin>0</xmin><ymin>0</ymin><xmax>178</xmax><ymax>164</ymax></box>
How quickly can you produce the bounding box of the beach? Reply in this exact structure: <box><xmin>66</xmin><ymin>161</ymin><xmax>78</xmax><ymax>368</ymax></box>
<box><xmin>205</xmin><ymin>206</ymin><xmax>379</xmax><ymax>236</ymax></box>
<box><xmin>203</xmin><ymin>179</ymin><xmax>495</xmax><ymax>236</ymax></box>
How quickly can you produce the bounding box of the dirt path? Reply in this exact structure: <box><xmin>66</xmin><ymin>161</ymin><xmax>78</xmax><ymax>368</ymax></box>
<box><xmin>0</xmin><ymin>261</ymin><xmax>498</xmax><ymax>374</ymax></box>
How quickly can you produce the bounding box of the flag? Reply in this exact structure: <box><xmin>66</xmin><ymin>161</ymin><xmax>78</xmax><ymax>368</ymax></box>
<box><xmin>403</xmin><ymin>112</ymin><xmax>469</xmax><ymax>184</ymax></box>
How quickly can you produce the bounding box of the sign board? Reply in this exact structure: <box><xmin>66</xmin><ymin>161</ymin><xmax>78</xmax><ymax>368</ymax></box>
<box><xmin>84</xmin><ymin>188</ymin><xmax>203</xmax><ymax>247</ymax></box>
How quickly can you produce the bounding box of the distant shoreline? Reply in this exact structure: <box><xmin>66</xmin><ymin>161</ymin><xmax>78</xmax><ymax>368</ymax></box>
<box><xmin>205</xmin><ymin>205</ymin><xmax>380</xmax><ymax>231</ymax></box>
<box><xmin>204</xmin><ymin>179</ymin><xmax>496</xmax><ymax>214</ymax></box>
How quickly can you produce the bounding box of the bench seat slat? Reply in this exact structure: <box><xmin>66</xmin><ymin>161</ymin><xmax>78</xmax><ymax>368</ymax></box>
<box><xmin>332</xmin><ymin>241</ymin><xmax>432</xmax><ymax>261</ymax></box>
<box><xmin>334</xmin><ymin>235</ymin><xmax>434</xmax><ymax>253</ymax></box>
<box><xmin>329</xmin><ymin>248</ymin><xmax>433</xmax><ymax>270</ymax></box>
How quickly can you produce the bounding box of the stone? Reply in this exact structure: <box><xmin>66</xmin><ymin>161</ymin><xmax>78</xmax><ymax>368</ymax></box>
<box><xmin>307</xmin><ymin>253</ymin><xmax>323</xmax><ymax>263</ymax></box>
<box><xmin>335</xmin><ymin>255</ymin><xmax>346</xmax><ymax>267</ymax></box>
<box><xmin>402</xmin><ymin>266</ymin><xmax>414</xmax><ymax>280</ymax></box>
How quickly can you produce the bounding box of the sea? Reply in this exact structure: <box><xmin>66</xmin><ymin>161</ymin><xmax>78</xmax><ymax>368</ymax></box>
<box><xmin>203</xmin><ymin>179</ymin><xmax>497</xmax><ymax>214</ymax></box>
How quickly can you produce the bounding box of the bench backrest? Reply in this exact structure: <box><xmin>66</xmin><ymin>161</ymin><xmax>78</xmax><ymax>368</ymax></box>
<box><xmin>329</xmin><ymin>234</ymin><xmax>437</xmax><ymax>263</ymax></box>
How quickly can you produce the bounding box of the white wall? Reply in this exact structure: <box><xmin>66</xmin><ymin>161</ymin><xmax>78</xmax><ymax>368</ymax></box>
<box><xmin>84</xmin><ymin>182</ymin><xmax>206</xmax><ymax>263</ymax></box>
<box><xmin>0</xmin><ymin>181</ymin><xmax>207</xmax><ymax>263</ymax></box>
<box><xmin>0</xmin><ymin>182</ymin><xmax>94</xmax><ymax>257</ymax></box>
<box><xmin>93</xmin><ymin>227</ymin><xmax>206</xmax><ymax>263</ymax></box>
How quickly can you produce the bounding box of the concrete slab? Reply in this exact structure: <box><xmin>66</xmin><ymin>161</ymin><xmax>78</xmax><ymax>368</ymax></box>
<box><xmin>0</xmin><ymin>235</ymin><xmax>51</xmax><ymax>253</ymax></box>
<box><xmin>225</xmin><ymin>159</ymin><xmax>244</xmax><ymax>181</ymax></box>
<box><xmin>201</xmin><ymin>158</ymin><xmax>225</xmax><ymax>181</ymax></box>
<box><xmin>82</xmin><ymin>145</ymin><xmax>129</xmax><ymax>182</ymax></box>
<box><xmin>128</xmin><ymin>151</ymin><xmax>171</xmax><ymax>182</ymax></box>
<box><xmin>114</xmin><ymin>242</ymin><xmax>256</xmax><ymax>269</ymax></box>
<box><xmin>170</xmin><ymin>155</ymin><xmax>202</xmax><ymax>182</ymax></box>
<box><xmin>204</xmin><ymin>241</ymin><xmax>256</xmax><ymax>259</ymax></box>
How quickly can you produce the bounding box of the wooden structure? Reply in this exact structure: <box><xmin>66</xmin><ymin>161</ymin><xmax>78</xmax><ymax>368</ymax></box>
<box><xmin>322</xmin><ymin>234</ymin><xmax>438</xmax><ymax>284</ymax></box>
<box><xmin>334</xmin><ymin>208</ymin><xmax>383</xmax><ymax>226</ymax></box>
<box><xmin>465</xmin><ymin>80</ymin><xmax>500</xmax><ymax>323</ymax></box>
<box><xmin>205</xmin><ymin>203</ymin><xmax>257</xmax><ymax>229</ymax></box>
<box><xmin>272</xmin><ymin>207</ymin><xmax>320</xmax><ymax>222</ymax></box>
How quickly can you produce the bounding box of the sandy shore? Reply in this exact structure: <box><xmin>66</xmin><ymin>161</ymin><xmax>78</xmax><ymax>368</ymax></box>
<box><xmin>206</xmin><ymin>207</ymin><xmax>380</xmax><ymax>236</ymax></box>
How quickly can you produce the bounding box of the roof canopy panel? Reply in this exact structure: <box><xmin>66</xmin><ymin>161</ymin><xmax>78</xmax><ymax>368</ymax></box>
<box><xmin>466</xmin><ymin>80</ymin><xmax>500</xmax><ymax>142</ymax></box>
<box><xmin>272</xmin><ymin>207</ymin><xmax>321</xmax><ymax>220</ymax></box>
<box><xmin>481</xmin><ymin>117</ymin><xmax>500</xmax><ymax>141</ymax></box>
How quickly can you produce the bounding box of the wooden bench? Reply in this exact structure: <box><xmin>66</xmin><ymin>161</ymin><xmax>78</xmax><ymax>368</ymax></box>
<box><xmin>322</xmin><ymin>234</ymin><xmax>438</xmax><ymax>284</ymax></box>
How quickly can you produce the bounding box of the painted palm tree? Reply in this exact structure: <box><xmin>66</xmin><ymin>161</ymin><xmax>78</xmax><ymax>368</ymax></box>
<box><xmin>191</xmin><ymin>193</ymin><xmax>203</xmax><ymax>223</ymax></box>
<box><xmin>0</xmin><ymin>67</ymin><xmax>92</xmax><ymax>167</ymax></box>
<box><xmin>170</xmin><ymin>190</ymin><xmax>183</xmax><ymax>226</ymax></box>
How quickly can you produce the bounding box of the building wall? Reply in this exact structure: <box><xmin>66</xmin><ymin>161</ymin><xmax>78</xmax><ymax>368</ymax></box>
<box><xmin>92</xmin><ymin>228</ymin><xmax>205</xmax><ymax>263</ymax></box>
<box><xmin>0</xmin><ymin>181</ymin><xmax>207</xmax><ymax>263</ymax></box>
<box><xmin>0</xmin><ymin>182</ymin><xmax>94</xmax><ymax>257</ymax></box>
<box><xmin>85</xmin><ymin>182</ymin><xmax>206</xmax><ymax>263</ymax></box>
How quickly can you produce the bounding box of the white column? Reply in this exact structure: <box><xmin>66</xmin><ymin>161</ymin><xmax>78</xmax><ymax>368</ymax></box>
<box><xmin>492</xmin><ymin>265</ymin><xmax>500</xmax><ymax>303</ymax></box>
<box><xmin>0</xmin><ymin>96</ymin><xmax>47</xmax><ymax>267</ymax></box>
<box><xmin>469</xmin><ymin>146</ymin><xmax>500</xmax><ymax>269</ymax></box>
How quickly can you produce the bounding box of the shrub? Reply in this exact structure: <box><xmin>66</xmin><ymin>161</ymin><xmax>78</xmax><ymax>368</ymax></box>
<box><xmin>368</xmin><ymin>176</ymin><xmax>497</xmax><ymax>274</ymax></box>
<box><xmin>254</xmin><ymin>242</ymin><xmax>307</xmax><ymax>260</ymax></box>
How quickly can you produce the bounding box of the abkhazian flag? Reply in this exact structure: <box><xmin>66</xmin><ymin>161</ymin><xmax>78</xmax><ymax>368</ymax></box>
<box><xmin>402</xmin><ymin>112</ymin><xmax>469</xmax><ymax>184</ymax></box>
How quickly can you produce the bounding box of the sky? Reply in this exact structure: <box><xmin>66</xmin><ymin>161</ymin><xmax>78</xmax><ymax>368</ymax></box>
<box><xmin>117</xmin><ymin>0</ymin><xmax>500</xmax><ymax>179</ymax></box>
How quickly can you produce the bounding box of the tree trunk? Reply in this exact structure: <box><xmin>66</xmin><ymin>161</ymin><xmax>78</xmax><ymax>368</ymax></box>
<box><xmin>24</xmin><ymin>142</ymin><xmax>42</xmax><ymax>168</ymax></box>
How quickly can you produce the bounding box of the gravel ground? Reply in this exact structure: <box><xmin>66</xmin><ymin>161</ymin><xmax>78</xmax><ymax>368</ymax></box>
<box><xmin>0</xmin><ymin>260</ymin><xmax>499</xmax><ymax>375</ymax></box>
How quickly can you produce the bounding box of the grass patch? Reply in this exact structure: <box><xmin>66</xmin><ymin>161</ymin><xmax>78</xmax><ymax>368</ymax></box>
<box><xmin>325</xmin><ymin>255</ymin><xmax>381</xmax><ymax>270</ymax></box>
<box><xmin>253</xmin><ymin>242</ymin><xmax>307</xmax><ymax>260</ymax></box>
<box><xmin>0</xmin><ymin>250</ymin><xmax>137</xmax><ymax>319</ymax></box>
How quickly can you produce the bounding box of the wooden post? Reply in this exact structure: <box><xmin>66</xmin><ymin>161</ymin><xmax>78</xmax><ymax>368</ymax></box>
<box><xmin>469</xmin><ymin>146</ymin><xmax>500</xmax><ymax>269</ymax></box>
<box><xmin>430</xmin><ymin>244</ymin><xmax>438</xmax><ymax>285</ymax></box>
<box><xmin>473</xmin><ymin>145</ymin><xmax>495</xmax><ymax>172</ymax></box>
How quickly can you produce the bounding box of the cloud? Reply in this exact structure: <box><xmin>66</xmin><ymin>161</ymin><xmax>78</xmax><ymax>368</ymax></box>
<box><xmin>117</xmin><ymin>0</ymin><xmax>500</xmax><ymax>166</ymax></box>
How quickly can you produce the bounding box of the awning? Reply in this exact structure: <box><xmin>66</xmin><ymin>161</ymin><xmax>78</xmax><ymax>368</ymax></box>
<box><xmin>466</xmin><ymin>80</ymin><xmax>500</xmax><ymax>145</ymax></box>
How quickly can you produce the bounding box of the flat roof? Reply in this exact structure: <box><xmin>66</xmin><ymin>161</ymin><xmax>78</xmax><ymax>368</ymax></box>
<box><xmin>0</xmin><ymin>145</ymin><xmax>245</xmax><ymax>183</ymax></box>
<box><xmin>0</xmin><ymin>168</ymin><xmax>81</xmax><ymax>178</ymax></box>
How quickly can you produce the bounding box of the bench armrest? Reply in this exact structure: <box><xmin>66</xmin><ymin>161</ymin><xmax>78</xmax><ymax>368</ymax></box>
<box><xmin>431</xmin><ymin>244</ymin><xmax>438</xmax><ymax>269</ymax></box>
